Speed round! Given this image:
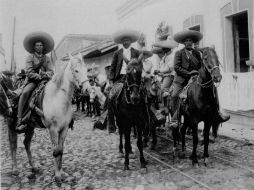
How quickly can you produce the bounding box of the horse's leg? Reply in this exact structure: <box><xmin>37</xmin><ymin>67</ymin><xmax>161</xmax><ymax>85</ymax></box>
<box><xmin>81</xmin><ymin>97</ymin><xmax>85</xmax><ymax>112</ymax></box>
<box><xmin>203</xmin><ymin>121</ymin><xmax>212</xmax><ymax>166</ymax></box>
<box><xmin>118</xmin><ymin>130</ymin><xmax>124</xmax><ymax>158</ymax></box>
<box><xmin>8</xmin><ymin>119</ymin><xmax>18</xmax><ymax>175</ymax></box>
<box><xmin>149</xmin><ymin>122</ymin><xmax>157</xmax><ymax>150</ymax></box>
<box><xmin>23</xmin><ymin>127</ymin><xmax>39</xmax><ymax>172</ymax></box>
<box><xmin>133</xmin><ymin>125</ymin><xmax>137</xmax><ymax>139</ymax></box>
<box><xmin>137</xmin><ymin>125</ymin><xmax>147</xmax><ymax>168</ymax></box>
<box><xmin>124</xmin><ymin>127</ymin><xmax>131</xmax><ymax>170</ymax></box>
<box><xmin>49</xmin><ymin>127</ymin><xmax>61</xmax><ymax>181</ymax></box>
<box><xmin>180</xmin><ymin>121</ymin><xmax>187</xmax><ymax>158</ymax></box>
<box><xmin>58</xmin><ymin>126</ymin><xmax>69</xmax><ymax>179</ymax></box>
<box><xmin>191</xmin><ymin>123</ymin><xmax>199</xmax><ymax>166</ymax></box>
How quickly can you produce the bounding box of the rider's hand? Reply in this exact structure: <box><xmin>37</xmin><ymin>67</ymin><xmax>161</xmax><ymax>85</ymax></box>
<box><xmin>153</xmin><ymin>70</ymin><xmax>159</xmax><ymax>75</ymax></box>
<box><xmin>188</xmin><ymin>70</ymin><xmax>199</xmax><ymax>76</ymax></box>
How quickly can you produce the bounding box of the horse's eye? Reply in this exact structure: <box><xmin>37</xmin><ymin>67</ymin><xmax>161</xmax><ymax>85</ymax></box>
<box><xmin>75</xmin><ymin>70</ymin><xmax>79</xmax><ymax>73</ymax></box>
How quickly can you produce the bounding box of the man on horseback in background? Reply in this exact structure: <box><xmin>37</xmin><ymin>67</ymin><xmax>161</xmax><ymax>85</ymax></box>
<box><xmin>16</xmin><ymin>32</ymin><xmax>54</xmax><ymax>132</ymax></box>
<box><xmin>152</xmin><ymin>39</ymin><xmax>178</xmax><ymax>107</ymax></box>
<box><xmin>170</xmin><ymin>30</ymin><xmax>230</xmax><ymax>127</ymax></box>
<box><xmin>107</xmin><ymin>29</ymin><xmax>142</xmax><ymax>133</ymax></box>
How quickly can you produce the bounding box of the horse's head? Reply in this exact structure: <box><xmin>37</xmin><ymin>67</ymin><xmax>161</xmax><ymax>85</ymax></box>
<box><xmin>126</xmin><ymin>59</ymin><xmax>143</xmax><ymax>105</ymax></box>
<box><xmin>68</xmin><ymin>53</ymin><xmax>89</xmax><ymax>88</ymax></box>
<box><xmin>201</xmin><ymin>47</ymin><xmax>222</xmax><ymax>83</ymax></box>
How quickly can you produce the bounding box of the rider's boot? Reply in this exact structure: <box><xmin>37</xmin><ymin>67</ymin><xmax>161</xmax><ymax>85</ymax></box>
<box><xmin>15</xmin><ymin>117</ymin><xmax>27</xmax><ymax>133</ymax></box>
<box><xmin>107</xmin><ymin>98</ymin><xmax>116</xmax><ymax>133</ymax></box>
<box><xmin>217</xmin><ymin>111</ymin><xmax>230</xmax><ymax>123</ymax></box>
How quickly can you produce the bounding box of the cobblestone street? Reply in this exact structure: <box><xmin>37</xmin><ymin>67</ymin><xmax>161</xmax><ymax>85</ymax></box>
<box><xmin>1</xmin><ymin>111</ymin><xmax>254</xmax><ymax>190</ymax></box>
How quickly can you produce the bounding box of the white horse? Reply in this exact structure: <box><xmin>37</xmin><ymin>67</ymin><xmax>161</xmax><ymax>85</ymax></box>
<box><xmin>5</xmin><ymin>53</ymin><xmax>90</xmax><ymax>182</ymax></box>
<box><xmin>43</xmin><ymin>54</ymin><xmax>89</xmax><ymax>181</ymax></box>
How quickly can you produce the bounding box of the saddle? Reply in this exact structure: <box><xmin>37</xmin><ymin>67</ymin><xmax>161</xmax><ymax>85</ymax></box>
<box><xmin>109</xmin><ymin>82</ymin><xmax>124</xmax><ymax>102</ymax></box>
<box><xmin>16</xmin><ymin>80</ymin><xmax>47</xmax><ymax>128</ymax></box>
<box><xmin>179</xmin><ymin>75</ymin><xmax>198</xmax><ymax>102</ymax></box>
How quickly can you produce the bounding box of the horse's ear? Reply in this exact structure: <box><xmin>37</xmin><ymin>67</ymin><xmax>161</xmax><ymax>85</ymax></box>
<box><xmin>210</xmin><ymin>44</ymin><xmax>215</xmax><ymax>50</ymax></box>
<box><xmin>78</xmin><ymin>53</ymin><xmax>83</xmax><ymax>62</ymax></box>
<box><xmin>68</xmin><ymin>53</ymin><xmax>73</xmax><ymax>60</ymax></box>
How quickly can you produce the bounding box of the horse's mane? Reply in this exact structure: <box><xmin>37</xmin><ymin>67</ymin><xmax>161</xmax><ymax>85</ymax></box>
<box><xmin>52</xmin><ymin>61</ymin><xmax>69</xmax><ymax>89</ymax></box>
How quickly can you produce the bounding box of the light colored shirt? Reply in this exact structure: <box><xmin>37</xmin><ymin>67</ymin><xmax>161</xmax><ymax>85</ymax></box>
<box><xmin>159</xmin><ymin>53</ymin><xmax>175</xmax><ymax>76</ymax></box>
<box><xmin>120</xmin><ymin>47</ymin><xmax>131</xmax><ymax>75</ymax></box>
<box><xmin>142</xmin><ymin>59</ymin><xmax>153</xmax><ymax>78</ymax></box>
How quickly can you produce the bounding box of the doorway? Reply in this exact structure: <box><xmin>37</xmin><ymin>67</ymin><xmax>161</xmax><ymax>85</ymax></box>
<box><xmin>231</xmin><ymin>11</ymin><xmax>249</xmax><ymax>72</ymax></box>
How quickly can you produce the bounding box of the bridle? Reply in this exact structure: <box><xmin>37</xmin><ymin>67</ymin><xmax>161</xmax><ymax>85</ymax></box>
<box><xmin>197</xmin><ymin>49</ymin><xmax>220</xmax><ymax>88</ymax></box>
<box><xmin>125</xmin><ymin>72</ymin><xmax>143</xmax><ymax>105</ymax></box>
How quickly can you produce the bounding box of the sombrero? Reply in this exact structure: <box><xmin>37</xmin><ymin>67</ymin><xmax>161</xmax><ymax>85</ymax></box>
<box><xmin>140</xmin><ymin>50</ymin><xmax>153</xmax><ymax>58</ymax></box>
<box><xmin>151</xmin><ymin>46</ymin><xmax>163</xmax><ymax>54</ymax></box>
<box><xmin>1</xmin><ymin>70</ymin><xmax>15</xmax><ymax>76</ymax></box>
<box><xmin>153</xmin><ymin>40</ymin><xmax>177</xmax><ymax>49</ymax></box>
<box><xmin>112</xmin><ymin>29</ymin><xmax>140</xmax><ymax>44</ymax></box>
<box><xmin>17</xmin><ymin>69</ymin><xmax>26</xmax><ymax>77</ymax></box>
<box><xmin>23</xmin><ymin>31</ymin><xmax>54</xmax><ymax>54</ymax></box>
<box><xmin>174</xmin><ymin>30</ymin><xmax>203</xmax><ymax>44</ymax></box>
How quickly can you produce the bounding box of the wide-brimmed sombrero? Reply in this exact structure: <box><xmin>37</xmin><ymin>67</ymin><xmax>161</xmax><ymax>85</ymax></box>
<box><xmin>151</xmin><ymin>46</ymin><xmax>163</xmax><ymax>54</ymax></box>
<box><xmin>174</xmin><ymin>30</ymin><xmax>203</xmax><ymax>44</ymax></box>
<box><xmin>112</xmin><ymin>29</ymin><xmax>140</xmax><ymax>44</ymax></box>
<box><xmin>153</xmin><ymin>40</ymin><xmax>177</xmax><ymax>49</ymax></box>
<box><xmin>23</xmin><ymin>31</ymin><xmax>54</xmax><ymax>54</ymax></box>
<box><xmin>17</xmin><ymin>69</ymin><xmax>26</xmax><ymax>77</ymax></box>
<box><xmin>1</xmin><ymin>70</ymin><xmax>15</xmax><ymax>76</ymax></box>
<box><xmin>140</xmin><ymin>50</ymin><xmax>153</xmax><ymax>58</ymax></box>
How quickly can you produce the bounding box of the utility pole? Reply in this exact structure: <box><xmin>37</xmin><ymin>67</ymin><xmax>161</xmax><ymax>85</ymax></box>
<box><xmin>10</xmin><ymin>16</ymin><xmax>16</xmax><ymax>73</ymax></box>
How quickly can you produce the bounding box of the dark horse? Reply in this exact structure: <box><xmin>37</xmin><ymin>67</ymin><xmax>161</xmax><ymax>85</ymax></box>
<box><xmin>177</xmin><ymin>47</ymin><xmax>222</xmax><ymax>166</ymax></box>
<box><xmin>111</xmin><ymin>59</ymin><xmax>148</xmax><ymax>170</ymax></box>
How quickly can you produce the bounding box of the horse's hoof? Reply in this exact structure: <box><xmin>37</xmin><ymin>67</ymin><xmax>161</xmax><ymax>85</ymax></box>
<box><xmin>149</xmin><ymin>144</ymin><xmax>156</xmax><ymax>150</ymax></box>
<box><xmin>143</xmin><ymin>160</ymin><xmax>148</xmax><ymax>166</ymax></box>
<box><xmin>124</xmin><ymin>165</ymin><xmax>130</xmax><ymax>170</ymax></box>
<box><xmin>61</xmin><ymin>171</ymin><xmax>69</xmax><ymax>180</ymax></box>
<box><xmin>140</xmin><ymin>167</ymin><xmax>147</xmax><ymax>174</ymax></box>
<box><xmin>204</xmin><ymin>157</ymin><xmax>209</xmax><ymax>166</ymax></box>
<box><xmin>129</xmin><ymin>153</ymin><xmax>136</xmax><ymax>159</ymax></box>
<box><xmin>192</xmin><ymin>161</ymin><xmax>199</xmax><ymax>168</ymax></box>
<box><xmin>12</xmin><ymin>169</ymin><xmax>19</xmax><ymax>176</ymax></box>
<box><xmin>143</xmin><ymin>143</ymin><xmax>148</xmax><ymax>148</ymax></box>
<box><xmin>178</xmin><ymin>151</ymin><xmax>186</xmax><ymax>159</ymax></box>
<box><xmin>117</xmin><ymin>152</ymin><xmax>124</xmax><ymax>158</ymax></box>
<box><xmin>31</xmin><ymin>166</ymin><xmax>41</xmax><ymax>174</ymax></box>
<box><xmin>55</xmin><ymin>176</ymin><xmax>62</xmax><ymax>184</ymax></box>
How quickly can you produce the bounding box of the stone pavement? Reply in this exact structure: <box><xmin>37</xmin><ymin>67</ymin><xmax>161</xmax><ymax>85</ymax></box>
<box><xmin>1</xmin><ymin>113</ymin><xmax>198</xmax><ymax>190</ymax></box>
<box><xmin>198</xmin><ymin>121</ymin><xmax>254</xmax><ymax>142</ymax></box>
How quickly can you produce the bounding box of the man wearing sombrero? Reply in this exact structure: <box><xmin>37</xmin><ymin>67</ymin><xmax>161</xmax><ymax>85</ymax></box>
<box><xmin>16</xmin><ymin>31</ymin><xmax>54</xmax><ymax>132</ymax></box>
<box><xmin>153</xmin><ymin>39</ymin><xmax>178</xmax><ymax>107</ymax></box>
<box><xmin>170</xmin><ymin>30</ymin><xmax>229</xmax><ymax>125</ymax></box>
<box><xmin>107</xmin><ymin>29</ymin><xmax>141</xmax><ymax>133</ymax></box>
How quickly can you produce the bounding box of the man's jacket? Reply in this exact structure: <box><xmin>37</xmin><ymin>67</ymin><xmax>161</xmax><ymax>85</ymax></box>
<box><xmin>109</xmin><ymin>47</ymin><xmax>140</xmax><ymax>82</ymax></box>
<box><xmin>174</xmin><ymin>48</ymin><xmax>202</xmax><ymax>85</ymax></box>
<box><xmin>25</xmin><ymin>53</ymin><xmax>53</xmax><ymax>83</ymax></box>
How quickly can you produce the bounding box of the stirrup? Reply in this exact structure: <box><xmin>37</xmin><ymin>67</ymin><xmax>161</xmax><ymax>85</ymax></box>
<box><xmin>169</xmin><ymin>121</ymin><xmax>178</xmax><ymax>128</ymax></box>
<box><xmin>16</xmin><ymin>123</ymin><xmax>27</xmax><ymax>133</ymax></box>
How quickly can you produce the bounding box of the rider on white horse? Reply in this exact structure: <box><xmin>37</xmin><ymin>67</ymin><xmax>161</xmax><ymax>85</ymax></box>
<box><xmin>16</xmin><ymin>31</ymin><xmax>54</xmax><ymax>133</ymax></box>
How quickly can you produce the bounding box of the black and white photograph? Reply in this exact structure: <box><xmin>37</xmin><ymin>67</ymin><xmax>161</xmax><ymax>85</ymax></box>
<box><xmin>0</xmin><ymin>0</ymin><xmax>254</xmax><ymax>189</ymax></box>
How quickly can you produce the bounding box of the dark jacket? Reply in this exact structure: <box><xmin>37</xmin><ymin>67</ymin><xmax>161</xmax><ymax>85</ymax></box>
<box><xmin>109</xmin><ymin>47</ymin><xmax>140</xmax><ymax>82</ymax></box>
<box><xmin>174</xmin><ymin>48</ymin><xmax>202</xmax><ymax>85</ymax></box>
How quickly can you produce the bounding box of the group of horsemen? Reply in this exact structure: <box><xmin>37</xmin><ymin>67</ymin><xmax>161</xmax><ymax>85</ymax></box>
<box><xmin>1</xmin><ymin>29</ymin><xmax>230</xmax><ymax>134</ymax></box>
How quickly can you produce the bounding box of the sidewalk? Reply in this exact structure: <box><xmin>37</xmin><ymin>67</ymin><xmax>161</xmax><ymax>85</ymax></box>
<box><xmin>198</xmin><ymin>121</ymin><xmax>254</xmax><ymax>142</ymax></box>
